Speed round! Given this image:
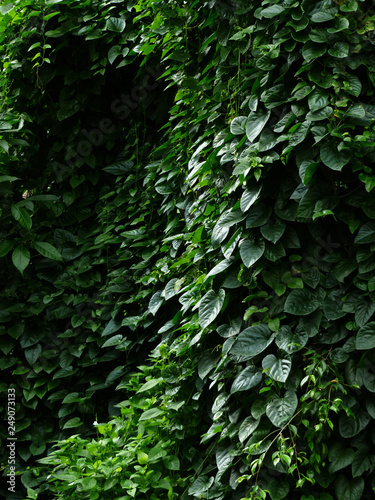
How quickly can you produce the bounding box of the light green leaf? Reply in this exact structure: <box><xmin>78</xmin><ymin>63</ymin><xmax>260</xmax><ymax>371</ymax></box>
<box><xmin>139</xmin><ymin>408</ymin><xmax>165</xmax><ymax>421</ymax></box>
<box><xmin>231</xmin><ymin>366</ymin><xmax>262</xmax><ymax>393</ymax></box>
<box><xmin>137</xmin><ymin>378</ymin><xmax>162</xmax><ymax>393</ymax></box>
<box><xmin>106</xmin><ymin>17</ymin><xmax>126</xmax><ymax>33</ymax></box>
<box><xmin>246</xmin><ymin>109</ymin><xmax>271</xmax><ymax>143</ymax></box>
<box><xmin>262</xmin><ymin>354</ymin><xmax>291</xmax><ymax>383</ymax></box>
<box><xmin>163</xmin><ymin>455</ymin><xmax>180</xmax><ymax>470</ymax></box>
<box><xmin>34</xmin><ymin>241</ymin><xmax>62</xmax><ymax>261</ymax></box>
<box><xmin>231</xmin><ymin>324</ymin><xmax>275</xmax><ymax>360</ymax></box>
<box><xmin>0</xmin><ymin>3</ymin><xmax>14</xmax><ymax>15</ymax></box>
<box><xmin>12</xmin><ymin>245</ymin><xmax>30</xmax><ymax>274</ymax></box>
<box><xmin>284</xmin><ymin>289</ymin><xmax>321</xmax><ymax>315</ymax></box>
<box><xmin>240</xmin><ymin>239</ymin><xmax>265</xmax><ymax>267</ymax></box>
<box><xmin>199</xmin><ymin>289</ymin><xmax>225</xmax><ymax>328</ymax></box>
<box><xmin>266</xmin><ymin>391</ymin><xmax>298</xmax><ymax>427</ymax></box>
<box><xmin>81</xmin><ymin>477</ymin><xmax>97</xmax><ymax>491</ymax></box>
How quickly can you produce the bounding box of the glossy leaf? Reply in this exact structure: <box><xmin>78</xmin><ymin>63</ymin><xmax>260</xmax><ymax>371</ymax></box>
<box><xmin>199</xmin><ymin>289</ymin><xmax>225</xmax><ymax>328</ymax></box>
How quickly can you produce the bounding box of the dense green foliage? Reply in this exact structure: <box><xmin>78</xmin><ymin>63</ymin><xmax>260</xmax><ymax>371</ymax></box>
<box><xmin>2</xmin><ymin>0</ymin><xmax>375</xmax><ymax>499</ymax></box>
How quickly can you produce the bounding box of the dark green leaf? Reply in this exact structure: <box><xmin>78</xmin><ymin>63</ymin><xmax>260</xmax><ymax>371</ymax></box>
<box><xmin>34</xmin><ymin>242</ymin><xmax>62</xmax><ymax>261</ymax></box>
<box><xmin>284</xmin><ymin>289</ymin><xmax>321</xmax><ymax>315</ymax></box>
<box><xmin>262</xmin><ymin>354</ymin><xmax>291</xmax><ymax>383</ymax></box>
<box><xmin>266</xmin><ymin>391</ymin><xmax>298</xmax><ymax>427</ymax></box>
<box><xmin>335</xmin><ymin>476</ymin><xmax>364</xmax><ymax>500</ymax></box>
<box><xmin>320</xmin><ymin>142</ymin><xmax>350</xmax><ymax>171</ymax></box>
<box><xmin>231</xmin><ymin>366</ymin><xmax>262</xmax><ymax>393</ymax></box>
<box><xmin>240</xmin><ymin>239</ymin><xmax>265</xmax><ymax>267</ymax></box>
<box><xmin>106</xmin><ymin>17</ymin><xmax>126</xmax><ymax>33</ymax></box>
<box><xmin>231</xmin><ymin>324</ymin><xmax>274</xmax><ymax>360</ymax></box>
<box><xmin>246</xmin><ymin>109</ymin><xmax>271</xmax><ymax>143</ymax></box>
<box><xmin>199</xmin><ymin>289</ymin><xmax>225</xmax><ymax>328</ymax></box>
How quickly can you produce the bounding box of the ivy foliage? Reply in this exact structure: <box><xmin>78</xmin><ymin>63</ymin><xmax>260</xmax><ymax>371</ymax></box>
<box><xmin>2</xmin><ymin>0</ymin><xmax>375</xmax><ymax>499</ymax></box>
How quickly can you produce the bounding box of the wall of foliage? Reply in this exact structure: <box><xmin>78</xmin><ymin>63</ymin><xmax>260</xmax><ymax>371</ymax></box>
<box><xmin>1</xmin><ymin>0</ymin><xmax>375</xmax><ymax>499</ymax></box>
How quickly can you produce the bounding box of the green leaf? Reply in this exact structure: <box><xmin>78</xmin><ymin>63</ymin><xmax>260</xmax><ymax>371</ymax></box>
<box><xmin>0</xmin><ymin>175</ymin><xmax>19</xmax><ymax>182</ymax></box>
<box><xmin>240</xmin><ymin>186</ymin><xmax>261</xmax><ymax>213</ymax></box>
<box><xmin>0</xmin><ymin>3</ymin><xmax>14</xmax><ymax>15</ymax></box>
<box><xmin>284</xmin><ymin>289</ymin><xmax>321</xmax><ymax>316</ymax></box>
<box><xmin>246</xmin><ymin>109</ymin><xmax>271</xmax><ymax>142</ymax></box>
<box><xmin>11</xmin><ymin>205</ymin><xmax>32</xmax><ymax>231</ymax></box>
<box><xmin>308</xmin><ymin>88</ymin><xmax>329</xmax><ymax>112</ymax></box>
<box><xmin>238</xmin><ymin>416</ymin><xmax>260</xmax><ymax>442</ymax></box>
<box><xmin>189</xmin><ymin>476</ymin><xmax>214</xmax><ymax>496</ymax></box>
<box><xmin>352</xmin><ymin>447</ymin><xmax>372</xmax><ymax>478</ymax></box>
<box><xmin>262</xmin><ymin>354</ymin><xmax>291</xmax><ymax>383</ymax></box>
<box><xmin>148</xmin><ymin>444</ymin><xmax>167</xmax><ymax>461</ymax></box>
<box><xmin>108</xmin><ymin>45</ymin><xmax>122</xmax><ymax>65</ymax></box>
<box><xmin>335</xmin><ymin>476</ymin><xmax>364</xmax><ymax>500</ymax></box>
<box><xmin>12</xmin><ymin>245</ymin><xmax>30</xmax><ymax>274</ymax></box>
<box><xmin>240</xmin><ymin>239</ymin><xmax>265</xmax><ymax>267</ymax></box>
<box><xmin>311</xmin><ymin>11</ymin><xmax>336</xmax><ymax>23</ymax></box>
<box><xmin>328</xmin><ymin>42</ymin><xmax>349</xmax><ymax>58</ymax></box>
<box><xmin>302</xmin><ymin>42</ymin><xmax>327</xmax><ymax>62</ymax></box>
<box><xmin>230</xmin><ymin>116</ymin><xmax>246</xmax><ymax>135</ymax></box>
<box><xmin>246</xmin><ymin>203</ymin><xmax>272</xmax><ymax>228</ymax></box>
<box><xmin>231</xmin><ymin>324</ymin><xmax>275</xmax><ymax>360</ymax></box>
<box><xmin>354</xmin><ymin>222</ymin><xmax>375</xmax><ymax>244</ymax></box>
<box><xmin>34</xmin><ymin>241</ymin><xmax>63</xmax><ymax>261</ymax></box>
<box><xmin>106</xmin><ymin>17</ymin><xmax>126</xmax><ymax>33</ymax></box>
<box><xmin>260</xmin><ymin>5</ymin><xmax>285</xmax><ymax>18</ymax></box>
<box><xmin>63</xmin><ymin>417</ymin><xmax>83</xmax><ymax>429</ymax></box>
<box><xmin>81</xmin><ymin>477</ymin><xmax>97</xmax><ymax>491</ymax></box>
<box><xmin>0</xmin><ymin>241</ymin><xmax>14</xmax><ymax>257</ymax></box>
<box><xmin>149</xmin><ymin>291</ymin><xmax>164</xmax><ymax>315</ymax></box>
<box><xmin>339</xmin><ymin>408</ymin><xmax>371</xmax><ymax>438</ymax></box>
<box><xmin>356</xmin><ymin>322</ymin><xmax>375</xmax><ymax>350</ymax></box>
<box><xmin>267</xmin><ymin>478</ymin><xmax>290</xmax><ymax>500</ymax></box>
<box><xmin>25</xmin><ymin>345</ymin><xmax>42</xmax><ymax>366</ymax></box>
<box><xmin>163</xmin><ymin>455</ymin><xmax>180</xmax><ymax>470</ymax></box>
<box><xmin>320</xmin><ymin>142</ymin><xmax>350</xmax><ymax>171</ymax></box>
<box><xmin>328</xmin><ymin>443</ymin><xmax>354</xmax><ymax>473</ymax></box>
<box><xmin>137</xmin><ymin>378</ymin><xmax>162</xmax><ymax>393</ymax></box>
<box><xmin>199</xmin><ymin>289</ymin><xmax>225</xmax><ymax>329</ymax></box>
<box><xmin>231</xmin><ymin>366</ymin><xmax>262</xmax><ymax>393</ymax></box>
<box><xmin>266</xmin><ymin>391</ymin><xmax>298</xmax><ymax>427</ymax></box>
<box><xmin>276</xmin><ymin>326</ymin><xmax>308</xmax><ymax>353</ymax></box>
<box><xmin>139</xmin><ymin>408</ymin><xmax>165</xmax><ymax>421</ymax></box>
<box><xmin>260</xmin><ymin>219</ymin><xmax>285</xmax><ymax>243</ymax></box>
